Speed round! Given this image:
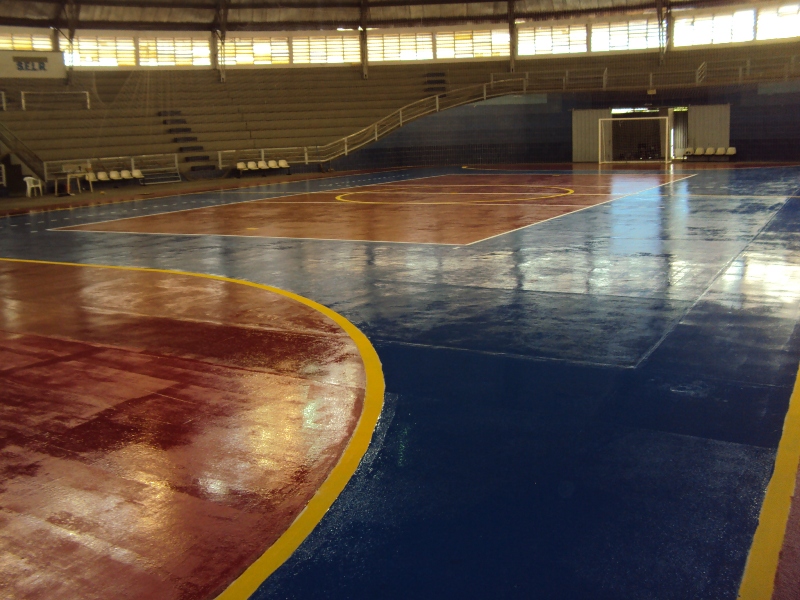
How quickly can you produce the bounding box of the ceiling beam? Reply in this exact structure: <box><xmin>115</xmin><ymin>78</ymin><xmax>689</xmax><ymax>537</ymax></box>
<box><xmin>0</xmin><ymin>0</ymin><xmax>776</xmax><ymax>32</ymax></box>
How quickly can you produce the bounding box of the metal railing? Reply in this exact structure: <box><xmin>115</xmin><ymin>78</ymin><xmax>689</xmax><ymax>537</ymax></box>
<box><xmin>0</xmin><ymin>92</ymin><xmax>6</xmax><ymax>112</ymax></box>
<box><xmin>0</xmin><ymin>121</ymin><xmax>45</xmax><ymax>179</ymax></box>
<box><xmin>490</xmin><ymin>54</ymin><xmax>798</xmax><ymax>92</ymax></box>
<box><xmin>218</xmin><ymin>78</ymin><xmax>528</xmax><ymax>168</ymax></box>
<box><xmin>216</xmin><ymin>53</ymin><xmax>800</xmax><ymax>170</ymax></box>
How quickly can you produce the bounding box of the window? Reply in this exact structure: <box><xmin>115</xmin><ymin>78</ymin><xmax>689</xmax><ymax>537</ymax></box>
<box><xmin>435</xmin><ymin>30</ymin><xmax>509</xmax><ymax>59</ymax></box>
<box><xmin>367</xmin><ymin>32</ymin><xmax>434</xmax><ymax>61</ymax></box>
<box><xmin>0</xmin><ymin>32</ymin><xmax>52</xmax><ymax>51</ymax></box>
<box><xmin>673</xmin><ymin>10</ymin><xmax>755</xmax><ymax>46</ymax></box>
<box><xmin>757</xmin><ymin>4</ymin><xmax>800</xmax><ymax>40</ymax></box>
<box><xmin>291</xmin><ymin>35</ymin><xmax>360</xmax><ymax>64</ymax></box>
<box><xmin>591</xmin><ymin>19</ymin><xmax>662</xmax><ymax>52</ymax></box>
<box><xmin>61</xmin><ymin>35</ymin><xmax>136</xmax><ymax>67</ymax></box>
<box><xmin>219</xmin><ymin>37</ymin><xmax>290</xmax><ymax>65</ymax></box>
<box><xmin>518</xmin><ymin>25</ymin><xmax>587</xmax><ymax>55</ymax></box>
<box><xmin>138</xmin><ymin>37</ymin><xmax>211</xmax><ymax>66</ymax></box>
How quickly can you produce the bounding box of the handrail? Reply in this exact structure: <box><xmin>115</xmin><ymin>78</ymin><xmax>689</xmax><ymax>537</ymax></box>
<box><xmin>0</xmin><ymin>121</ymin><xmax>45</xmax><ymax>179</ymax></box>
<box><xmin>220</xmin><ymin>52</ymin><xmax>800</xmax><ymax>169</ymax></box>
<box><xmin>218</xmin><ymin>78</ymin><xmax>528</xmax><ymax>168</ymax></box>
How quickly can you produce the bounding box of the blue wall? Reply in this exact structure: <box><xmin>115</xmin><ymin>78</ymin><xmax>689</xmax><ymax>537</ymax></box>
<box><xmin>334</xmin><ymin>93</ymin><xmax>572</xmax><ymax>168</ymax></box>
<box><xmin>333</xmin><ymin>83</ymin><xmax>800</xmax><ymax>168</ymax></box>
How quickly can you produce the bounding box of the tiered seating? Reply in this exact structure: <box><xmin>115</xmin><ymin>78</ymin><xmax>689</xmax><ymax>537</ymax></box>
<box><xmin>0</xmin><ymin>61</ymin><xmax>498</xmax><ymax>174</ymax></box>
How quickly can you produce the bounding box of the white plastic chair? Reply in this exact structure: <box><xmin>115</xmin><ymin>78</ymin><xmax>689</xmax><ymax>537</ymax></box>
<box><xmin>85</xmin><ymin>172</ymin><xmax>97</xmax><ymax>192</ymax></box>
<box><xmin>23</xmin><ymin>176</ymin><xmax>43</xmax><ymax>197</ymax></box>
<box><xmin>120</xmin><ymin>170</ymin><xmax>133</xmax><ymax>180</ymax></box>
<box><xmin>715</xmin><ymin>147</ymin><xmax>726</xmax><ymax>156</ymax></box>
<box><xmin>704</xmin><ymin>147</ymin><xmax>715</xmax><ymax>156</ymax></box>
<box><xmin>97</xmin><ymin>172</ymin><xmax>110</xmax><ymax>182</ymax></box>
<box><xmin>247</xmin><ymin>161</ymin><xmax>258</xmax><ymax>171</ymax></box>
<box><xmin>726</xmin><ymin>147</ymin><xmax>737</xmax><ymax>156</ymax></box>
<box><xmin>109</xmin><ymin>170</ymin><xmax>122</xmax><ymax>181</ymax></box>
<box><xmin>257</xmin><ymin>160</ymin><xmax>268</xmax><ymax>170</ymax></box>
<box><xmin>695</xmin><ymin>147</ymin><xmax>705</xmax><ymax>156</ymax></box>
<box><xmin>132</xmin><ymin>169</ymin><xmax>144</xmax><ymax>179</ymax></box>
<box><xmin>268</xmin><ymin>160</ymin><xmax>279</xmax><ymax>169</ymax></box>
<box><xmin>278</xmin><ymin>159</ymin><xmax>290</xmax><ymax>169</ymax></box>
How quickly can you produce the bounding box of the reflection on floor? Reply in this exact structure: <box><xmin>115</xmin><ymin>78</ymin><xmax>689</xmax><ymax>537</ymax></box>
<box><xmin>0</xmin><ymin>261</ymin><xmax>366</xmax><ymax>599</ymax></box>
<box><xmin>60</xmin><ymin>173</ymin><xmax>685</xmax><ymax>245</ymax></box>
<box><xmin>1</xmin><ymin>164</ymin><xmax>799</xmax><ymax>600</ymax></box>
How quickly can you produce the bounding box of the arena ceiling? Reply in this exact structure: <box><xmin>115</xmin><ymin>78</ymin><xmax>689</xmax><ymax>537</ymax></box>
<box><xmin>0</xmin><ymin>0</ymin><xmax>762</xmax><ymax>33</ymax></box>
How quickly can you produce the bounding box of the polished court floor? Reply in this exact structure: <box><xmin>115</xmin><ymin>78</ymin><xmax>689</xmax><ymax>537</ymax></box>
<box><xmin>1</xmin><ymin>165</ymin><xmax>800</xmax><ymax>599</ymax></box>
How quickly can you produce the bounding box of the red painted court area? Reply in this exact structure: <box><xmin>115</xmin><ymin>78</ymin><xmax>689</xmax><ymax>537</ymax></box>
<box><xmin>0</xmin><ymin>260</ymin><xmax>368</xmax><ymax>600</ymax></box>
<box><xmin>62</xmin><ymin>173</ymin><xmax>685</xmax><ymax>244</ymax></box>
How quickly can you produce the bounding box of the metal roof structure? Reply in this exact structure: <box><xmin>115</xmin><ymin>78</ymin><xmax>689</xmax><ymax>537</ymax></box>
<box><xmin>0</xmin><ymin>0</ymin><xmax>753</xmax><ymax>33</ymax></box>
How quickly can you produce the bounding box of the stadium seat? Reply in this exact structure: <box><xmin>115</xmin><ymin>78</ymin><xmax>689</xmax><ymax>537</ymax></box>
<box><xmin>695</xmin><ymin>147</ymin><xmax>705</xmax><ymax>156</ymax></box>
<box><xmin>109</xmin><ymin>171</ymin><xmax>122</xmax><ymax>181</ymax></box>
<box><xmin>120</xmin><ymin>170</ymin><xmax>133</xmax><ymax>180</ymax></box>
<box><xmin>257</xmin><ymin>160</ymin><xmax>269</xmax><ymax>170</ymax></box>
<box><xmin>97</xmin><ymin>172</ymin><xmax>110</xmax><ymax>182</ymax></box>
<box><xmin>268</xmin><ymin>160</ymin><xmax>279</xmax><ymax>169</ymax></box>
<box><xmin>704</xmin><ymin>147</ymin><xmax>715</xmax><ymax>156</ymax></box>
<box><xmin>236</xmin><ymin>161</ymin><xmax>248</xmax><ymax>177</ymax></box>
<box><xmin>715</xmin><ymin>147</ymin><xmax>726</xmax><ymax>156</ymax></box>
<box><xmin>278</xmin><ymin>159</ymin><xmax>290</xmax><ymax>170</ymax></box>
<box><xmin>726</xmin><ymin>147</ymin><xmax>737</xmax><ymax>156</ymax></box>
<box><xmin>23</xmin><ymin>176</ymin><xmax>43</xmax><ymax>197</ymax></box>
<box><xmin>247</xmin><ymin>161</ymin><xmax>258</xmax><ymax>171</ymax></box>
<box><xmin>132</xmin><ymin>169</ymin><xmax>144</xmax><ymax>179</ymax></box>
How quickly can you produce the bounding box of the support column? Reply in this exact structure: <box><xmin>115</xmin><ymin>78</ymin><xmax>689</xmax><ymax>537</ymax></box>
<box><xmin>360</xmin><ymin>0</ymin><xmax>369</xmax><ymax>79</ymax></box>
<box><xmin>214</xmin><ymin>0</ymin><xmax>230</xmax><ymax>82</ymax></box>
<box><xmin>360</xmin><ymin>28</ymin><xmax>368</xmax><ymax>80</ymax></box>
<box><xmin>508</xmin><ymin>0</ymin><xmax>516</xmax><ymax>73</ymax></box>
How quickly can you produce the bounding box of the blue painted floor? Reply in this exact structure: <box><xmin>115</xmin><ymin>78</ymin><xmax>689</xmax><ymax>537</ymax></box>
<box><xmin>2</xmin><ymin>165</ymin><xmax>799</xmax><ymax>599</ymax></box>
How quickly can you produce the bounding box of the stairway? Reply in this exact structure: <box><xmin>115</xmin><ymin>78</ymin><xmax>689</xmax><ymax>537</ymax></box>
<box><xmin>157</xmin><ymin>109</ymin><xmax>217</xmax><ymax>176</ymax></box>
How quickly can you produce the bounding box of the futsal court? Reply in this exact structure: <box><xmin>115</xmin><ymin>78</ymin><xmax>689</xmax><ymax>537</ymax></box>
<box><xmin>1</xmin><ymin>163</ymin><xmax>800</xmax><ymax>600</ymax></box>
<box><xmin>59</xmin><ymin>172</ymin><xmax>686</xmax><ymax>244</ymax></box>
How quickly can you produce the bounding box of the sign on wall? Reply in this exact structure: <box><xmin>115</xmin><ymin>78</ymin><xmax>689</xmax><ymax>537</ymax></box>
<box><xmin>0</xmin><ymin>51</ymin><xmax>66</xmax><ymax>78</ymax></box>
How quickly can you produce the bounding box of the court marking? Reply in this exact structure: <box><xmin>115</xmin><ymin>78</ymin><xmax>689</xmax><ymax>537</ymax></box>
<box><xmin>0</xmin><ymin>256</ymin><xmax>386</xmax><ymax>600</ymax></box>
<box><xmin>50</xmin><ymin>172</ymin><xmax>690</xmax><ymax>246</ymax></box>
<box><xmin>335</xmin><ymin>184</ymin><xmax>575</xmax><ymax>205</ymax></box>
<box><xmin>55</xmin><ymin>229</ymin><xmax>463</xmax><ymax>246</ymax></box>
<box><xmin>0</xmin><ymin>167</ymin><xmax>423</xmax><ymax>218</ymax></box>
<box><xmin>738</xmin><ymin>368</ymin><xmax>800</xmax><ymax>600</ymax></box>
<box><xmin>464</xmin><ymin>174</ymin><xmax>697</xmax><ymax>246</ymax></box>
<box><xmin>49</xmin><ymin>173</ymin><xmax>447</xmax><ymax>231</ymax></box>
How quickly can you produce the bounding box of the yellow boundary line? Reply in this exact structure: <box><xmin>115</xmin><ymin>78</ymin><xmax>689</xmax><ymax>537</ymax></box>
<box><xmin>336</xmin><ymin>186</ymin><xmax>575</xmax><ymax>205</ymax></box>
<box><xmin>738</xmin><ymin>367</ymin><xmax>800</xmax><ymax>600</ymax></box>
<box><xmin>0</xmin><ymin>256</ymin><xmax>385</xmax><ymax>600</ymax></box>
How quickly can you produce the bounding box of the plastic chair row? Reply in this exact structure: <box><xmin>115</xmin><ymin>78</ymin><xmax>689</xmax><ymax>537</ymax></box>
<box><xmin>236</xmin><ymin>159</ymin><xmax>291</xmax><ymax>175</ymax></box>
<box><xmin>83</xmin><ymin>169</ymin><xmax>143</xmax><ymax>191</ymax></box>
<box><xmin>683</xmin><ymin>147</ymin><xmax>736</xmax><ymax>157</ymax></box>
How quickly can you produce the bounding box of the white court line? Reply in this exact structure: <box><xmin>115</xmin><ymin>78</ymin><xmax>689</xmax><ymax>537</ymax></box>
<box><xmin>58</xmin><ymin>229</ymin><xmax>460</xmax><ymax>246</ymax></box>
<box><xmin>50</xmin><ymin>171</ymin><xmax>442</xmax><ymax>231</ymax></box>
<box><xmin>464</xmin><ymin>174</ymin><xmax>698</xmax><ymax>246</ymax></box>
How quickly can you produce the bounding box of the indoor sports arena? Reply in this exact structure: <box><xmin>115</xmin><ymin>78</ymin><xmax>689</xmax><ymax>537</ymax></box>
<box><xmin>1</xmin><ymin>1</ymin><xmax>800</xmax><ymax>599</ymax></box>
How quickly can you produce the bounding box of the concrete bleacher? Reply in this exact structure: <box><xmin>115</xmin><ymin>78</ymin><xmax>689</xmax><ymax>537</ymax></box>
<box><xmin>0</xmin><ymin>62</ymin><xmax>496</xmax><ymax>174</ymax></box>
<box><xmin>1</xmin><ymin>41</ymin><xmax>798</xmax><ymax>177</ymax></box>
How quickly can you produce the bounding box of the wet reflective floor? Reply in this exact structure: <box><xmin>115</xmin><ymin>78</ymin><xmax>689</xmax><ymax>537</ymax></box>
<box><xmin>59</xmin><ymin>173</ymin><xmax>684</xmax><ymax>245</ymax></box>
<box><xmin>1</xmin><ymin>164</ymin><xmax>800</xmax><ymax>599</ymax></box>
